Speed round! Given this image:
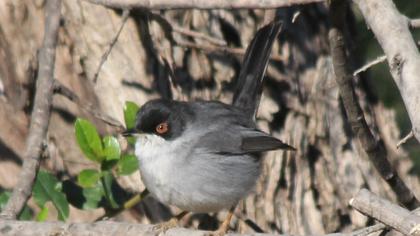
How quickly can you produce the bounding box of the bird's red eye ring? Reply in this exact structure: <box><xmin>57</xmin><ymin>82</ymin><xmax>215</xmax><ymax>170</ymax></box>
<box><xmin>155</xmin><ymin>122</ymin><xmax>169</xmax><ymax>134</ymax></box>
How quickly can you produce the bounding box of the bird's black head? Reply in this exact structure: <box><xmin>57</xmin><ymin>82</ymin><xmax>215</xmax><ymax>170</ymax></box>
<box><xmin>131</xmin><ymin>99</ymin><xmax>192</xmax><ymax>140</ymax></box>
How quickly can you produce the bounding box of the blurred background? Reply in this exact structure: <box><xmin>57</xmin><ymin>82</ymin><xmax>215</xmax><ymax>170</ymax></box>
<box><xmin>0</xmin><ymin>0</ymin><xmax>419</xmax><ymax>235</ymax></box>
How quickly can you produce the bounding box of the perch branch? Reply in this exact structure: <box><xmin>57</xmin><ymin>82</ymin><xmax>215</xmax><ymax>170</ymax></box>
<box><xmin>328</xmin><ymin>0</ymin><xmax>419</xmax><ymax>209</ymax></box>
<box><xmin>93</xmin><ymin>9</ymin><xmax>131</xmax><ymax>83</ymax></box>
<box><xmin>0</xmin><ymin>219</ymin><xmax>394</xmax><ymax>236</ymax></box>
<box><xmin>53</xmin><ymin>80</ymin><xmax>125</xmax><ymax>130</ymax></box>
<box><xmin>0</xmin><ymin>0</ymin><xmax>62</xmax><ymax>220</ymax></box>
<box><xmin>81</xmin><ymin>0</ymin><xmax>324</xmax><ymax>9</ymax></box>
<box><xmin>350</xmin><ymin>189</ymin><xmax>420</xmax><ymax>236</ymax></box>
<box><xmin>0</xmin><ymin>221</ymin><xmax>276</xmax><ymax>236</ymax></box>
<box><xmin>353</xmin><ymin>0</ymin><xmax>420</xmax><ymax>143</ymax></box>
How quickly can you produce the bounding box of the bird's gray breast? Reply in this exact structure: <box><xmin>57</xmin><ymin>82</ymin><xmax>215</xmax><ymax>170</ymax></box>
<box><xmin>135</xmin><ymin>128</ymin><xmax>261</xmax><ymax>213</ymax></box>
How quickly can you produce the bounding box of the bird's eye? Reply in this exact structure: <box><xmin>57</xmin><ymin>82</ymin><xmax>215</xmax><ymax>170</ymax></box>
<box><xmin>155</xmin><ymin>122</ymin><xmax>169</xmax><ymax>134</ymax></box>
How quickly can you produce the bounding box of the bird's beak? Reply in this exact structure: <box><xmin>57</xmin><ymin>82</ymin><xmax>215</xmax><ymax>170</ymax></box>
<box><xmin>122</xmin><ymin>129</ymin><xmax>137</xmax><ymax>137</ymax></box>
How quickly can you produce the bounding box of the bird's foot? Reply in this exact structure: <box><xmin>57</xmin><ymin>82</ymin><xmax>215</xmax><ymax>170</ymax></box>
<box><xmin>205</xmin><ymin>206</ymin><xmax>235</xmax><ymax>236</ymax></box>
<box><xmin>152</xmin><ymin>218</ymin><xmax>179</xmax><ymax>233</ymax></box>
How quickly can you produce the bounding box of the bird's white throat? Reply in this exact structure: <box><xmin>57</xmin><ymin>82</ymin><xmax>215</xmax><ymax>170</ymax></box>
<box><xmin>134</xmin><ymin>134</ymin><xmax>167</xmax><ymax>162</ymax></box>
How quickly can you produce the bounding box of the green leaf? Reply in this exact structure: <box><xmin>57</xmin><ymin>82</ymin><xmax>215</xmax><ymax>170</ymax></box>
<box><xmin>0</xmin><ymin>191</ymin><xmax>33</xmax><ymax>220</ymax></box>
<box><xmin>100</xmin><ymin>171</ymin><xmax>119</xmax><ymax>209</ymax></box>
<box><xmin>127</xmin><ymin>136</ymin><xmax>136</xmax><ymax>146</ymax></box>
<box><xmin>124</xmin><ymin>101</ymin><xmax>140</xmax><ymax>130</ymax></box>
<box><xmin>36</xmin><ymin>205</ymin><xmax>48</xmax><ymax>222</ymax></box>
<box><xmin>77</xmin><ymin>169</ymin><xmax>101</xmax><ymax>188</ymax></box>
<box><xmin>117</xmin><ymin>155</ymin><xmax>139</xmax><ymax>176</ymax></box>
<box><xmin>75</xmin><ymin>118</ymin><xmax>104</xmax><ymax>162</ymax></box>
<box><xmin>0</xmin><ymin>191</ymin><xmax>10</xmax><ymax>210</ymax></box>
<box><xmin>19</xmin><ymin>205</ymin><xmax>33</xmax><ymax>221</ymax></box>
<box><xmin>62</xmin><ymin>180</ymin><xmax>105</xmax><ymax>210</ymax></box>
<box><xmin>103</xmin><ymin>136</ymin><xmax>121</xmax><ymax>161</ymax></box>
<box><xmin>100</xmin><ymin>159</ymin><xmax>118</xmax><ymax>171</ymax></box>
<box><xmin>82</xmin><ymin>184</ymin><xmax>104</xmax><ymax>210</ymax></box>
<box><xmin>33</xmin><ymin>170</ymin><xmax>69</xmax><ymax>221</ymax></box>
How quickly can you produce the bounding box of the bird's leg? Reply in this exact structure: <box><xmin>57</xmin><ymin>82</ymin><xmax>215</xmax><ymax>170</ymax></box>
<box><xmin>209</xmin><ymin>206</ymin><xmax>236</xmax><ymax>236</ymax></box>
<box><xmin>152</xmin><ymin>211</ymin><xmax>189</xmax><ymax>233</ymax></box>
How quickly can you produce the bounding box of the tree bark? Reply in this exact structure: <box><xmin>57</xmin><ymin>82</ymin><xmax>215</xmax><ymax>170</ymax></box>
<box><xmin>0</xmin><ymin>0</ymin><xmax>418</xmax><ymax>235</ymax></box>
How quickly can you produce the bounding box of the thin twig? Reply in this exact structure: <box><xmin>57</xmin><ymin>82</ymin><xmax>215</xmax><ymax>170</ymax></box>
<box><xmin>347</xmin><ymin>224</ymin><xmax>386</xmax><ymax>236</ymax></box>
<box><xmin>172</xmin><ymin>24</ymin><xmax>226</xmax><ymax>46</ymax></box>
<box><xmin>292</xmin><ymin>11</ymin><xmax>301</xmax><ymax>23</ymax></box>
<box><xmin>93</xmin><ymin>9</ymin><xmax>130</xmax><ymax>84</ymax></box>
<box><xmin>396</xmin><ymin>130</ymin><xmax>415</xmax><ymax>149</ymax></box>
<box><xmin>0</xmin><ymin>0</ymin><xmax>63</xmax><ymax>220</ymax></box>
<box><xmin>53</xmin><ymin>80</ymin><xmax>125</xmax><ymax>130</ymax></box>
<box><xmin>353</xmin><ymin>55</ymin><xmax>387</xmax><ymax>76</ymax></box>
<box><xmin>145</xmin><ymin>11</ymin><xmax>284</xmax><ymax>61</ymax></box>
<box><xmin>177</xmin><ymin>39</ymin><xmax>284</xmax><ymax>62</ymax></box>
<box><xmin>81</xmin><ymin>0</ymin><xmax>325</xmax><ymax>9</ymax></box>
<box><xmin>95</xmin><ymin>189</ymin><xmax>149</xmax><ymax>221</ymax></box>
<box><xmin>328</xmin><ymin>0</ymin><xmax>419</xmax><ymax>209</ymax></box>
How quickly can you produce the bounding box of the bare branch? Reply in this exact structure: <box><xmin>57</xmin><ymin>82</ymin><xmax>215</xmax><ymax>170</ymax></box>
<box><xmin>350</xmin><ymin>189</ymin><xmax>420</xmax><ymax>236</ymax></box>
<box><xmin>328</xmin><ymin>0</ymin><xmax>419</xmax><ymax>209</ymax></box>
<box><xmin>177</xmin><ymin>40</ymin><xmax>285</xmax><ymax>62</ymax></box>
<box><xmin>93</xmin><ymin>9</ymin><xmax>131</xmax><ymax>83</ymax></box>
<box><xmin>145</xmin><ymin>11</ymin><xmax>284</xmax><ymax>61</ymax></box>
<box><xmin>0</xmin><ymin>0</ymin><xmax>62</xmax><ymax>220</ymax></box>
<box><xmin>353</xmin><ymin>0</ymin><xmax>420</xmax><ymax>143</ymax></box>
<box><xmin>172</xmin><ymin>24</ymin><xmax>227</xmax><ymax>46</ymax></box>
<box><xmin>81</xmin><ymin>0</ymin><xmax>324</xmax><ymax>9</ymax></box>
<box><xmin>0</xmin><ymin>220</ymin><xmax>286</xmax><ymax>236</ymax></box>
<box><xmin>353</xmin><ymin>55</ymin><xmax>387</xmax><ymax>76</ymax></box>
<box><xmin>292</xmin><ymin>11</ymin><xmax>302</xmax><ymax>23</ymax></box>
<box><xmin>53</xmin><ymin>80</ymin><xmax>125</xmax><ymax>130</ymax></box>
<box><xmin>345</xmin><ymin>224</ymin><xmax>386</xmax><ymax>236</ymax></box>
<box><xmin>0</xmin><ymin>219</ymin><xmax>393</xmax><ymax>236</ymax></box>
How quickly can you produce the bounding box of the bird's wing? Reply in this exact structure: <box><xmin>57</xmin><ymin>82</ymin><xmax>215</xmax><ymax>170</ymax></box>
<box><xmin>240</xmin><ymin>129</ymin><xmax>295</xmax><ymax>152</ymax></box>
<box><xmin>196</xmin><ymin>126</ymin><xmax>295</xmax><ymax>155</ymax></box>
<box><xmin>232</xmin><ymin>20</ymin><xmax>282</xmax><ymax>120</ymax></box>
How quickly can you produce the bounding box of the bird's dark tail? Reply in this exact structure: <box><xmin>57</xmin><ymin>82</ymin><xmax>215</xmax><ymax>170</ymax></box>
<box><xmin>232</xmin><ymin>21</ymin><xmax>282</xmax><ymax>120</ymax></box>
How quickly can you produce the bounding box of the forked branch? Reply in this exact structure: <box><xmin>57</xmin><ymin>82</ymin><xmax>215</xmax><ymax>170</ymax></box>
<box><xmin>328</xmin><ymin>0</ymin><xmax>419</xmax><ymax>209</ymax></box>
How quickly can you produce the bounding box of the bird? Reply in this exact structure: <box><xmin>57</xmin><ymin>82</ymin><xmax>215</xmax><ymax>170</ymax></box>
<box><xmin>124</xmin><ymin>20</ymin><xmax>294</xmax><ymax>235</ymax></box>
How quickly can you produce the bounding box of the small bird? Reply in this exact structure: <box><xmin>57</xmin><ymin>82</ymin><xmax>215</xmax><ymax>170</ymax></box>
<box><xmin>125</xmin><ymin>20</ymin><xmax>294</xmax><ymax>235</ymax></box>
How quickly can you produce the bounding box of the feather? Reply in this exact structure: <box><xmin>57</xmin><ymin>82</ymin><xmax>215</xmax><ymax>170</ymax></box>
<box><xmin>241</xmin><ymin>135</ymin><xmax>296</xmax><ymax>153</ymax></box>
<box><xmin>232</xmin><ymin>21</ymin><xmax>282</xmax><ymax>120</ymax></box>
